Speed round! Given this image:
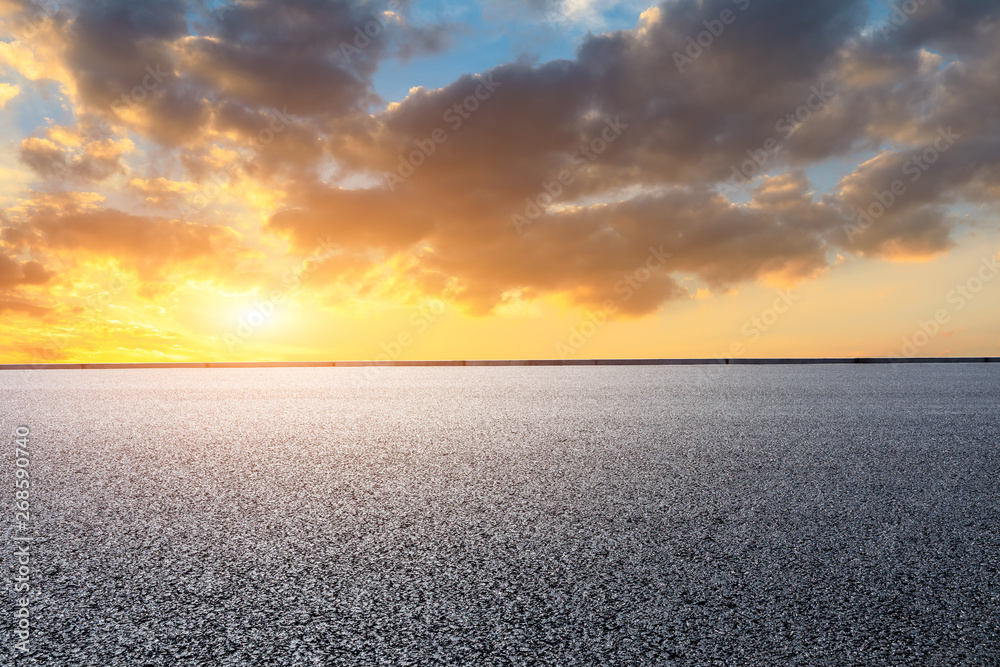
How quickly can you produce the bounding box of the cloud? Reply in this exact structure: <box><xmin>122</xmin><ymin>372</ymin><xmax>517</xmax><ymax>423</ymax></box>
<box><xmin>3</xmin><ymin>191</ymin><xmax>241</xmax><ymax>280</ymax></box>
<box><xmin>263</xmin><ymin>1</ymin><xmax>877</xmax><ymax>312</ymax></box>
<box><xmin>0</xmin><ymin>297</ymin><xmax>50</xmax><ymax>317</ymax></box>
<box><xmin>3</xmin><ymin>0</ymin><xmax>1000</xmax><ymax>322</ymax></box>
<box><xmin>54</xmin><ymin>0</ymin><xmax>460</xmax><ymax>137</ymax></box>
<box><xmin>0</xmin><ymin>252</ymin><xmax>53</xmax><ymax>289</ymax></box>
<box><xmin>19</xmin><ymin>123</ymin><xmax>134</xmax><ymax>183</ymax></box>
<box><xmin>0</xmin><ymin>82</ymin><xmax>20</xmax><ymax>108</ymax></box>
<box><xmin>268</xmin><ymin>0</ymin><xmax>995</xmax><ymax>313</ymax></box>
<box><xmin>0</xmin><ymin>224</ymin><xmax>55</xmax><ymax>316</ymax></box>
<box><xmin>126</xmin><ymin>177</ymin><xmax>200</xmax><ymax>208</ymax></box>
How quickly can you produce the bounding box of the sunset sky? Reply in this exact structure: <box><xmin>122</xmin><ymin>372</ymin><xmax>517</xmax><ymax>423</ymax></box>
<box><xmin>1</xmin><ymin>0</ymin><xmax>998</xmax><ymax>363</ymax></box>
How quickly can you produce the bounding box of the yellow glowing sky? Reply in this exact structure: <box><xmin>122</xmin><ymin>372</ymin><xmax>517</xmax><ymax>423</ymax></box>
<box><xmin>1</xmin><ymin>0</ymin><xmax>998</xmax><ymax>363</ymax></box>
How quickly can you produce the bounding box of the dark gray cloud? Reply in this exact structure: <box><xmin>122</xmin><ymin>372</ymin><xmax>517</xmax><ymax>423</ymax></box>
<box><xmin>877</xmin><ymin>0</ymin><xmax>1000</xmax><ymax>55</ymax></box>
<box><xmin>44</xmin><ymin>0</ymin><xmax>458</xmax><ymax>153</ymax></box>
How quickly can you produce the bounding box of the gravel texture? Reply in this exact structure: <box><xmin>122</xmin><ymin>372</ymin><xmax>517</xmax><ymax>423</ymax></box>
<box><xmin>2</xmin><ymin>364</ymin><xmax>999</xmax><ymax>665</ymax></box>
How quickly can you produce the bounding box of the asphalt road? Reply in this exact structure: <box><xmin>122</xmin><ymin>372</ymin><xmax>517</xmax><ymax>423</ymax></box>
<box><xmin>3</xmin><ymin>365</ymin><xmax>998</xmax><ymax>665</ymax></box>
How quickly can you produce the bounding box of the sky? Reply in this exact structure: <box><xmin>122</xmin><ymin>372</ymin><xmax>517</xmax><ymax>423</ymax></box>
<box><xmin>0</xmin><ymin>0</ymin><xmax>998</xmax><ymax>363</ymax></box>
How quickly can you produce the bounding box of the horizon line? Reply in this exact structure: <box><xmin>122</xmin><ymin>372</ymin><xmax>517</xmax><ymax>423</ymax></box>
<box><xmin>3</xmin><ymin>357</ymin><xmax>998</xmax><ymax>370</ymax></box>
